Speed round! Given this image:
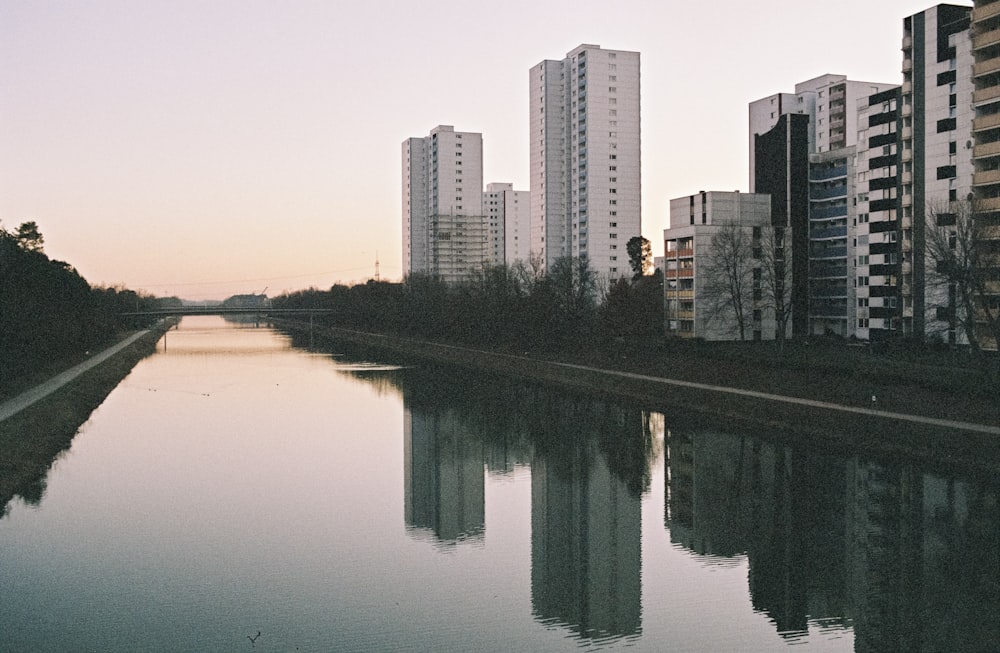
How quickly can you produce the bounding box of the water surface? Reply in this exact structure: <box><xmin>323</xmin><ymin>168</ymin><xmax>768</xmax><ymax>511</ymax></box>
<box><xmin>0</xmin><ymin>317</ymin><xmax>996</xmax><ymax>652</ymax></box>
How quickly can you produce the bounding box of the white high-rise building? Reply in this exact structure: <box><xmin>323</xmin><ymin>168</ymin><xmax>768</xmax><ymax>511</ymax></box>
<box><xmin>483</xmin><ymin>183</ymin><xmax>531</xmax><ymax>267</ymax></box>
<box><xmin>749</xmin><ymin>74</ymin><xmax>898</xmax><ymax>190</ymax></box>
<box><xmin>530</xmin><ymin>44</ymin><xmax>641</xmax><ymax>281</ymax></box>
<box><xmin>402</xmin><ymin>125</ymin><xmax>485</xmax><ymax>283</ymax></box>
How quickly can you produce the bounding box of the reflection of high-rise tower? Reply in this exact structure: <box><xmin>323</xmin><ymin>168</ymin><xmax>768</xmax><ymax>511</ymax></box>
<box><xmin>844</xmin><ymin>460</ymin><xmax>924</xmax><ymax>652</ymax></box>
<box><xmin>403</xmin><ymin>406</ymin><xmax>484</xmax><ymax>545</ymax></box>
<box><xmin>531</xmin><ymin>443</ymin><xmax>641</xmax><ymax>639</ymax></box>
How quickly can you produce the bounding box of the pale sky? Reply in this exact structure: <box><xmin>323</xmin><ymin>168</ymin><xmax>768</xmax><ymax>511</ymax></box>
<box><xmin>0</xmin><ymin>0</ymin><xmax>966</xmax><ymax>300</ymax></box>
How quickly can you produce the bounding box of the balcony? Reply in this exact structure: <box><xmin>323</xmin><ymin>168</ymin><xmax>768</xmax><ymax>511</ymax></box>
<box><xmin>974</xmin><ymin>1</ymin><xmax>1000</xmax><ymax>22</ymax></box>
<box><xmin>973</xmin><ymin>112</ymin><xmax>1000</xmax><ymax>132</ymax></box>
<box><xmin>902</xmin><ymin>171</ymin><xmax>912</xmax><ymax>184</ymax></box>
<box><xmin>974</xmin><ymin>27</ymin><xmax>1000</xmax><ymax>50</ymax></box>
<box><xmin>974</xmin><ymin>169</ymin><xmax>1000</xmax><ymax>186</ymax></box>
<box><xmin>974</xmin><ymin>84</ymin><xmax>1000</xmax><ymax>104</ymax></box>
<box><xmin>975</xmin><ymin>196</ymin><xmax>1000</xmax><ymax>211</ymax></box>
<box><xmin>902</xmin><ymin>58</ymin><xmax>913</xmax><ymax>73</ymax></box>
<box><xmin>975</xmin><ymin>57</ymin><xmax>1000</xmax><ymax>78</ymax></box>
<box><xmin>974</xmin><ymin>140</ymin><xmax>1000</xmax><ymax>159</ymax></box>
<box><xmin>902</xmin><ymin>35</ymin><xmax>913</xmax><ymax>50</ymax></box>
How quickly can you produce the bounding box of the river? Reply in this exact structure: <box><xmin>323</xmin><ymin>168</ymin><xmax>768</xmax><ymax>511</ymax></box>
<box><xmin>0</xmin><ymin>316</ymin><xmax>996</xmax><ymax>652</ymax></box>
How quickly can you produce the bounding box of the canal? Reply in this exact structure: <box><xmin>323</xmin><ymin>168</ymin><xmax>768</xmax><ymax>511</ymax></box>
<box><xmin>0</xmin><ymin>317</ymin><xmax>996</xmax><ymax>652</ymax></box>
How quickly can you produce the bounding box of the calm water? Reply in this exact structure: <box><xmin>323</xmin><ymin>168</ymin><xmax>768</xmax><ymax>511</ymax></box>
<box><xmin>0</xmin><ymin>317</ymin><xmax>997</xmax><ymax>652</ymax></box>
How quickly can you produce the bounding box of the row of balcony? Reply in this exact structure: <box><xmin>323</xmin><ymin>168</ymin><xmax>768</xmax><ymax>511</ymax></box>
<box><xmin>974</xmin><ymin>84</ymin><xmax>1000</xmax><ymax>104</ymax></box>
<box><xmin>974</xmin><ymin>27</ymin><xmax>1000</xmax><ymax>51</ymax></box>
<box><xmin>974</xmin><ymin>139</ymin><xmax>1000</xmax><ymax>159</ymax></box>
<box><xmin>974</xmin><ymin>2</ymin><xmax>1000</xmax><ymax>24</ymax></box>
<box><xmin>664</xmin><ymin>248</ymin><xmax>693</xmax><ymax>258</ymax></box>
<box><xmin>974</xmin><ymin>169</ymin><xmax>1000</xmax><ymax>186</ymax></box>
<box><xmin>973</xmin><ymin>56</ymin><xmax>1000</xmax><ymax>79</ymax></box>
<box><xmin>973</xmin><ymin>112</ymin><xmax>1000</xmax><ymax>132</ymax></box>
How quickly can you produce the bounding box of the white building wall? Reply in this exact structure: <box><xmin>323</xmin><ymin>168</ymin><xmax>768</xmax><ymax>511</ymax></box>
<box><xmin>532</xmin><ymin>44</ymin><xmax>641</xmax><ymax>282</ymax></box>
<box><xmin>402</xmin><ymin>125</ymin><xmax>485</xmax><ymax>283</ymax></box>
<box><xmin>664</xmin><ymin>191</ymin><xmax>774</xmax><ymax>341</ymax></box>
<box><xmin>483</xmin><ymin>183</ymin><xmax>531</xmax><ymax>267</ymax></box>
<box><xmin>921</xmin><ymin>25</ymin><xmax>975</xmax><ymax>341</ymax></box>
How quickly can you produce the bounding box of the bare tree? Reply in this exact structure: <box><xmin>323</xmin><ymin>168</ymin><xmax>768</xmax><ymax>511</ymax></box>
<box><xmin>700</xmin><ymin>222</ymin><xmax>756</xmax><ymax>340</ymax></box>
<box><xmin>926</xmin><ymin>199</ymin><xmax>1000</xmax><ymax>358</ymax></box>
<box><xmin>756</xmin><ymin>224</ymin><xmax>793</xmax><ymax>348</ymax></box>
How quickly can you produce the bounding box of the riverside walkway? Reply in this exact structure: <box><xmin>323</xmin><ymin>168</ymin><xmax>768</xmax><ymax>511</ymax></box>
<box><xmin>549</xmin><ymin>360</ymin><xmax>1000</xmax><ymax>436</ymax></box>
<box><xmin>0</xmin><ymin>330</ymin><xmax>151</xmax><ymax>422</ymax></box>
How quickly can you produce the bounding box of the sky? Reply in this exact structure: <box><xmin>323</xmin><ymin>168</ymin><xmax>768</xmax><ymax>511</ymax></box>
<box><xmin>0</xmin><ymin>0</ymin><xmax>968</xmax><ymax>301</ymax></box>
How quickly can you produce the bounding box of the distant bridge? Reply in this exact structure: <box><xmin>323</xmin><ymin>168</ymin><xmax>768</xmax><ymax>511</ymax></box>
<box><xmin>121</xmin><ymin>307</ymin><xmax>333</xmax><ymax>318</ymax></box>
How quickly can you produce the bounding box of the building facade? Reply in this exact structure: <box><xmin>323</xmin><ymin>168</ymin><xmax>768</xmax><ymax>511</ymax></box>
<box><xmin>663</xmin><ymin>191</ymin><xmax>775</xmax><ymax>341</ymax></box>
<box><xmin>530</xmin><ymin>44</ymin><xmax>641</xmax><ymax>281</ymax></box>
<box><xmin>900</xmin><ymin>5</ymin><xmax>974</xmax><ymax>341</ymax></box>
<box><xmin>402</xmin><ymin>125</ymin><xmax>486</xmax><ymax>283</ymax></box>
<box><xmin>483</xmin><ymin>182</ymin><xmax>531</xmax><ymax>267</ymax></box>
<box><xmin>809</xmin><ymin>147</ymin><xmax>858</xmax><ymax>337</ymax></box>
<box><xmin>855</xmin><ymin>87</ymin><xmax>904</xmax><ymax>341</ymax></box>
<box><xmin>751</xmin><ymin>76</ymin><xmax>900</xmax><ymax>340</ymax></box>
<box><xmin>969</xmin><ymin>0</ymin><xmax>1000</xmax><ymax>351</ymax></box>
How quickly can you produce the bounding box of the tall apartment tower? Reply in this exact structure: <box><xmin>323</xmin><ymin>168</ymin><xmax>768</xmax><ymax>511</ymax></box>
<box><xmin>970</xmin><ymin>0</ymin><xmax>1000</xmax><ymax>351</ymax></box>
<box><xmin>900</xmin><ymin>5</ymin><xmax>974</xmax><ymax>340</ymax></box>
<box><xmin>750</xmin><ymin>75</ymin><xmax>897</xmax><ymax>338</ymax></box>
<box><xmin>856</xmin><ymin>86</ymin><xmax>903</xmax><ymax>341</ymax></box>
<box><xmin>530</xmin><ymin>44</ymin><xmax>641</xmax><ymax>280</ymax></box>
<box><xmin>402</xmin><ymin>126</ymin><xmax>485</xmax><ymax>283</ymax></box>
<box><xmin>483</xmin><ymin>183</ymin><xmax>531</xmax><ymax>267</ymax></box>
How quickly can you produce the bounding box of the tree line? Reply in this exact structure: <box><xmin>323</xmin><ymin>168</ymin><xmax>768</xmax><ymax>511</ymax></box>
<box><xmin>0</xmin><ymin>221</ymin><xmax>162</xmax><ymax>391</ymax></box>
<box><xmin>273</xmin><ymin>237</ymin><xmax>663</xmax><ymax>355</ymax></box>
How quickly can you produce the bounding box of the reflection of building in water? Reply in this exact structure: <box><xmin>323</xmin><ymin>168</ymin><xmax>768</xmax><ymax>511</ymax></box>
<box><xmin>665</xmin><ymin>425</ymin><xmax>1000</xmax><ymax>648</ymax></box>
<box><xmin>846</xmin><ymin>461</ymin><xmax>1000</xmax><ymax>652</ymax></box>
<box><xmin>403</xmin><ymin>406</ymin><xmax>484</xmax><ymax>546</ymax></box>
<box><xmin>665</xmin><ymin>430</ymin><xmax>753</xmax><ymax>558</ymax></box>
<box><xmin>531</xmin><ymin>442</ymin><xmax>641</xmax><ymax>639</ymax></box>
<box><xmin>746</xmin><ymin>445</ymin><xmax>849</xmax><ymax>636</ymax></box>
<box><xmin>665</xmin><ymin>430</ymin><xmax>849</xmax><ymax>634</ymax></box>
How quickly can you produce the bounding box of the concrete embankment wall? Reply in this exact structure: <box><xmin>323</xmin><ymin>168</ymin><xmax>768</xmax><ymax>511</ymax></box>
<box><xmin>278</xmin><ymin>321</ymin><xmax>1000</xmax><ymax>476</ymax></box>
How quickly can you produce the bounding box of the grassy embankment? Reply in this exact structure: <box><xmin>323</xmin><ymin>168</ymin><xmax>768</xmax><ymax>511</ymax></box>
<box><xmin>0</xmin><ymin>322</ymin><xmax>173</xmax><ymax>515</ymax></box>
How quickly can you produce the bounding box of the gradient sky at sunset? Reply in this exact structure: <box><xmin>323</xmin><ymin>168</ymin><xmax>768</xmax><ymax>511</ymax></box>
<box><xmin>1</xmin><ymin>1</ymin><xmax>962</xmax><ymax>300</ymax></box>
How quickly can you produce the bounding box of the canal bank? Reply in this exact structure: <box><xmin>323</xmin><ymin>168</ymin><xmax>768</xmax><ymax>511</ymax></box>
<box><xmin>276</xmin><ymin>321</ymin><xmax>1000</xmax><ymax>474</ymax></box>
<box><xmin>0</xmin><ymin>320</ymin><xmax>174</xmax><ymax>515</ymax></box>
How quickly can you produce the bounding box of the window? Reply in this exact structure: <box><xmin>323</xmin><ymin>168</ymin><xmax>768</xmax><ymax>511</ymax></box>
<box><xmin>610</xmin><ymin>233</ymin><xmax>618</xmax><ymax>239</ymax></box>
<box><xmin>610</xmin><ymin>221</ymin><xmax>617</xmax><ymax>227</ymax></box>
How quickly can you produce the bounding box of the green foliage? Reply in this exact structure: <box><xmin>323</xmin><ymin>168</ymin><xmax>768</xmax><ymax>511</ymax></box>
<box><xmin>0</xmin><ymin>222</ymin><xmax>160</xmax><ymax>392</ymax></box>
<box><xmin>600</xmin><ymin>270</ymin><xmax>664</xmax><ymax>342</ymax></box>
<box><xmin>15</xmin><ymin>221</ymin><xmax>44</xmax><ymax>253</ymax></box>
<box><xmin>626</xmin><ymin>236</ymin><xmax>652</xmax><ymax>280</ymax></box>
